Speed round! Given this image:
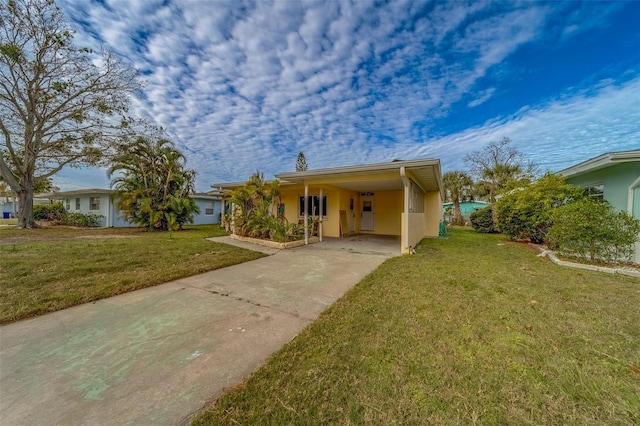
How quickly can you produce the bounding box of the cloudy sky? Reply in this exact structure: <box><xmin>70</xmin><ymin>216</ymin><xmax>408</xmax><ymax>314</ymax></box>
<box><xmin>55</xmin><ymin>0</ymin><xmax>640</xmax><ymax>191</ymax></box>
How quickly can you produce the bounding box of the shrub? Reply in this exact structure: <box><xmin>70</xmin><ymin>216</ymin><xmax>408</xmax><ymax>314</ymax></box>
<box><xmin>548</xmin><ymin>198</ymin><xmax>640</xmax><ymax>265</ymax></box>
<box><xmin>496</xmin><ymin>174</ymin><xmax>582</xmax><ymax>243</ymax></box>
<box><xmin>64</xmin><ymin>212</ymin><xmax>104</xmax><ymax>227</ymax></box>
<box><xmin>470</xmin><ymin>206</ymin><xmax>496</xmax><ymax>233</ymax></box>
<box><xmin>33</xmin><ymin>202</ymin><xmax>66</xmax><ymax>222</ymax></box>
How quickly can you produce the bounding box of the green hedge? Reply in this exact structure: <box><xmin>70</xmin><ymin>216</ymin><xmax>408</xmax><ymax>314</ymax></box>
<box><xmin>548</xmin><ymin>198</ymin><xmax>640</xmax><ymax>265</ymax></box>
<box><xmin>470</xmin><ymin>206</ymin><xmax>496</xmax><ymax>233</ymax></box>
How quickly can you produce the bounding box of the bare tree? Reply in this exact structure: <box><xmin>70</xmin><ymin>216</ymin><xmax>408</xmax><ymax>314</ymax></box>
<box><xmin>464</xmin><ymin>137</ymin><xmax>536</xmax><ymax>229</ymax></box>
<box><xmin>0</xmin><ymin>0</ymin><xmax>140</xmax><ymax>228</ymax></box>
<box><xmin>464</xmin><ymin>137</ymin><xmax>536</xmax><ymax>204</ymax></box>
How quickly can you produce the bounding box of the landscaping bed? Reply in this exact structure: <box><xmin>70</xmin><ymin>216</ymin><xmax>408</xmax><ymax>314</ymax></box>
<box><xmin>230</xmin><ymin>234</ymin><xmax>319</xmax><ymax>249</ymax></box>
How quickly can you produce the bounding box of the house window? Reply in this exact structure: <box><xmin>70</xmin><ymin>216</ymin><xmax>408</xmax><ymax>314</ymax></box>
<box><xmin>65</xmin><ymin>198</ymin><xmax>70</xmax><ymax>210</ymax></box>
<box><xmin>89</xmin><ymin>197</ymin><xmax>100</xmax><ymax>210</ymax></box>
<box><xmin>583</xmin><ymin>184</ymin><xmax>604</xmax><ymax>199</ymax></box>
<box><xmin>205</xmin><ymin>202</ymin><xmax>214</xmax><ymax>215</ymax></box>
<box><xmin>299</xmin><ymin>195</ymin><xmax>327</xmax><ymax>217</ymax></box>
<box><xmin>75</xmin><ymin>198</ymin><xmax>80</xmax><ymax>210</ymax></box>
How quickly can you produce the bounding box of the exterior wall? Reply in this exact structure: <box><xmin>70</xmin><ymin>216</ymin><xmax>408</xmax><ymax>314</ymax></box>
<box><xmin>566</xmin><ymin>162</ymin><xmax>640</xmax><ymax>263</ymax></box>
<box><xmin>443</xmin><ymin>201</ymin><xmax>490</xmax><ymax>219</ymax></box>
<box><xmin>405</xmin><ymin>212</ymin><xmax>425</xmax><ymax>249</ymax></box>
<box><xmin>565</xmin><ymin>162</ymin><xmax>639</xmax><ymax>212</ymax></box>
<box><xmin>191</xmin><ymin>198</ymin><xmax>221</xmax><ymax>225</ymax></box>
<box><xmin>424</xmin><ymin>190</ymin><xmax>442</xmax><ymax>237</ymax></box>
<box><xmin>57</xmin><ymin>193</ymin><xmax>219</xmax><ymax>227</ymax></box>
<box><xmin>366</xmin><ymin>190</ymin><xmax>402</xmax><ymax>235</ymax></box>
<box><xmin>279</xmin><ymin>187</ymin><xmax>403</xmax><ymax>237</ymax></box>
<box><xmin>63</xmin><ymin>193</ymin><xmax>111</xmax><ymax>227</ymax></box>
<box><xmin>635</xmin><ymin>186</ymin><xmax>640</xmax><ymax>263</ymax></box>
<box><xmin>279</xmin><ymin>186</ymin><xmax>342</xmax><ymax>237</ymax></box>
<box><xmin>337</xmin><ymin>189</ymin><xmax>360</xmax><ymax>235</ymax></box>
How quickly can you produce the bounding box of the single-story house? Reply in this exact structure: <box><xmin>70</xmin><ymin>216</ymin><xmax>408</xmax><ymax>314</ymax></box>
<box><xmin>558</xmin><ymin>149</ymin><xmax>640</xmax><ymax>263</ymax></box>
<box><xmin>1</xmin><ymin>197</ymin><xmax>17</xmax><ymax>218</ymax></box>
<box><xmin>1</xmin><ymin>195</ymin><xmax>56</xmax><ymax>219</ymax></box>
<box><xmin>442</xmin><ymin>201</ymin><xmax>490</xmax><ymax>221</ymax></box>
<box><xmin>51</xmin><ymin>189</ymin><xmax>222</xmax><ymax>227</ymax></box>
<box><xmin>214</xmin><ymin>158</ymin><xmax>444</xmax><ymax>254</ymax></box>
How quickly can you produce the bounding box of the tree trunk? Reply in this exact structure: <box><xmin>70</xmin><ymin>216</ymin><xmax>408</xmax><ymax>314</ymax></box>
<box><xmin>452</xmin><ymin>199</ymin><xmax>465</xmax><ymax>226</ymax></box>
<box><xmin>17</xmin><ymin>184</ymin><xmax>37</xmax><ymax>229</ymax></box>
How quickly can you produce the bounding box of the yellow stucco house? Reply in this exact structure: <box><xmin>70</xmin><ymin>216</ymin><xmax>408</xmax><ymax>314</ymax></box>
<box><xmin>214</xmin><ymin>158</ymin><xmax>444</xmax><ymax>254</ymax></box>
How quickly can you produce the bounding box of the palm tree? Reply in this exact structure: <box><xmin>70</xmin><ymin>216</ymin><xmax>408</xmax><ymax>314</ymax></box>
<box><xmin>108</xmin><ymin>137</ymin><xmax>199</xmax><ymax>231</ymax></box>
<box><xmin>443</xmin><ymin>171</ymin><xmax>473</xmax><ymax>225</ymax></box>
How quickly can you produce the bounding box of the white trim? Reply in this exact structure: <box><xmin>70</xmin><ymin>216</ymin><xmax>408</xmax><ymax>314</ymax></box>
<box><xmin>276</xmin><ymin>158</ymin><xmax>440</xmax><ymax>181</ymax></box>
<box><xmin>400</xmin><ymin>167</ymin><xmax>410</xmax><ymax>252</ymax></box>
<box><xmin>628</xmin><ymin>176</ymin><xmax>640</xmax><ymax>215</ymax></box>
<box><xmin>558</xmin><ymin>149</ymin><xmax>640</xmax><ymax>178</ymax></box>
<box><xmin>304</xmin><ymin>184</ymin><xmax>309</xmax><ymax>245</ymax></box>
<box><xmin>319</xmin><ymin>188</ymin><xmax>323</xmax><ymax>242</ymax></box>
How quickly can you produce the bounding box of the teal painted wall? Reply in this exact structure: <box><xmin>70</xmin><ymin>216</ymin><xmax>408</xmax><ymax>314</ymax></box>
<box><xmin>443</xmin><ymin>201</ymin><xmax>490</xmax><ymax>218</ymax></box>
<box><xmin>565</xmin><ymin>162</ymin><xmax>640</xmax><ymax>215</ymax></box>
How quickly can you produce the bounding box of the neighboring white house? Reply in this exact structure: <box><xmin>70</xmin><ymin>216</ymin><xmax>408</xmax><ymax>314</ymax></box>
<box><xmin>51</xmin><ymin>189</ymin><xmax>222</xmax><ymax>227</ymax></box>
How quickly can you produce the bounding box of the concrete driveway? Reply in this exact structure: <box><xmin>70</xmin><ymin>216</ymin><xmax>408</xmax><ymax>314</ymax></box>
<box><xmin>0</xmin><ymin>238</ymin><xmax>396</xmax><ymax>425</ymax></box>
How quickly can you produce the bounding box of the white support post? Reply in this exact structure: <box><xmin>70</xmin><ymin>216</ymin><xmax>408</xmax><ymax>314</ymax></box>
<box><xmin>319</xmin><ymin>187</ymin><xmax>323</xmax><ymax>242</ymax></box>
<box><xmin>304</xmin><ymin>184</ymin><xmax>309</xmax><ymax>245</ymax></box>
<box><xmin>400</xmin><ymin>167</ymin><xmax>410</xmax><ymax>253</ymax></box>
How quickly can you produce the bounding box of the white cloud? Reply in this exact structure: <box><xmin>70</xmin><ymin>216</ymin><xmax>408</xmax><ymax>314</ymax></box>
<box><xmin>53</xmin><ymin>0</ymin><xmax>638</xmax><ymax>192</ymax></box>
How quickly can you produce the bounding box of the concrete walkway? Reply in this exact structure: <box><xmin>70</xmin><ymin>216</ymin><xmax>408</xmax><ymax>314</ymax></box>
<box><xmin>0</xmin><ymin>240</ymin><xmax>396</xmax><ymax>425</ymax></box>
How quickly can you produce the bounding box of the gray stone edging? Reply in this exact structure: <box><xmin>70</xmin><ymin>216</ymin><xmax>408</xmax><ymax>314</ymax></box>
<box><xmin>531</xmin><ymin>244</ymin><xmax>640</xmax><ymax>278</ymax></box>
<box><xmin>229</xmin><ymin>234</ymin><xmax>319</xmax><ymax>249</ymax></box>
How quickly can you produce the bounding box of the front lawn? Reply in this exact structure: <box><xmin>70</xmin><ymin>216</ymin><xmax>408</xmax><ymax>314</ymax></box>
<box><xmin>194</xmin><ymin>227</ymin><xmax>639</xmax><ymax>425</ymax></box>
<box><xmin>0</xmin><ymin>225</ymin><xmax>264</xmax><ymax>324</ymax></box>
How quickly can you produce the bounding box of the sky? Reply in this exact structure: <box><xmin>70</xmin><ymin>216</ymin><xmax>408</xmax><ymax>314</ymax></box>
<box><xmin>54</xmin><ymin>0</ymin><xmax>640</xmax><ymax>192</ymax></box>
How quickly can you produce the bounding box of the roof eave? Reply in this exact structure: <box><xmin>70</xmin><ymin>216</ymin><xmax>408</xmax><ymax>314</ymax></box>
<box><xmin>558</xmin><ymin>149</ymin><xmax>640</xmax><ymax>178</ymax></box>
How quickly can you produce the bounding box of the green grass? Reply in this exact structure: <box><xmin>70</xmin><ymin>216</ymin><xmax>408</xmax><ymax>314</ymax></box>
<box><xmin>194</xmin><ymin>227</ymin><xmax>640</xmax><ymax>426</ymax></box>
<box><xmin>0</xmin><ymin>225</ymin><xmax>265</xmax><ymax>324</ymax></box>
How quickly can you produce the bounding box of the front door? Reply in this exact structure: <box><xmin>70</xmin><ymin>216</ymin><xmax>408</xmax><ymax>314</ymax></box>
<box><xmin>361</xmin><ymin>198</ymin><xmax>374</xmax><ymax>231</ymax></box>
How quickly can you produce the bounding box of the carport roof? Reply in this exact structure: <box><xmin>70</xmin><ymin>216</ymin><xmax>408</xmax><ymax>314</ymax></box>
<box><xmin>275</xmin><ymin>158</ymin><xmax>442</xmax><ymax>194</ymax></box>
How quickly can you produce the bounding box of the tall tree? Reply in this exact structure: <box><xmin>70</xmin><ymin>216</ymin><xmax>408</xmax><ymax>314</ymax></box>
<box><xmin>442</xmin><ymin>171</ymin><xmax>473</xmax><ymax>225</ymax></box>
<box><xmin>464</xmin><ymin>137</ymin><xmax>536</xmax><ymax>204</ymax></box>
<box><xmin>295</xmin><ymin>151</ymin><xmax>308</xmax><ymax>172</ymax></box>
<box><xmin>108</xmin><ymin>137</ymin><xmax>199</xmax><ymax>231</ymax></box>
<box><xmin>0</xmin><ymin>0</ymin><xmax>139</xmax><ymax>228</ymax></box>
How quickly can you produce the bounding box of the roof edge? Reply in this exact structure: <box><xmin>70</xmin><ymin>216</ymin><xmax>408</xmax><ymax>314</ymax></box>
<box><xmin>557</xmin><ymin>149</ymin><xmax>640</xmax><ymax>177</ymax></box>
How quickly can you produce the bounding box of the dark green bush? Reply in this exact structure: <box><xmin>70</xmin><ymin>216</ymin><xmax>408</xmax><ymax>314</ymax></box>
<box><xmin>496</xmin><ymin>174</ymin><xmax>582</xmax><ymax>243</ymax></box>
<box><xmin>33</xmin><ymin>202</ymin><xmax>66</xmax><ymax>222</ymax></box>
<box><xmin>64</xmin><ymin>212</ymin><xmax>104</xmax><ymax>227</ymax></box>
<box><xmin>548</xmin><ymin>198</ymin><xmax>640</xmax><ymax>265</ymax></box>
<box><xmin>470</xmin><ymin>206</ymin><xmax>496</xmax><ymax>233</ymax></box>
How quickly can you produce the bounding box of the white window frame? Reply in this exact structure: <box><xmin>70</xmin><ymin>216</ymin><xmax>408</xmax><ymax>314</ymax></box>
<box><xmin>205</xmin><ymin>202</ymin><xmax>214</xmax><ymax>216</ymax></box>
<box><xmin>583</xmin><ymin>183</ymin><xmax>604</xmax><ymax>199</ymax></box>
<box><xmin>89</xmin><ymin>197</ymin><xmax>100</xmax><ymax>211</ymax></box>
<box><xmin>75</xmin><ymin>198</ymin><xmax>81</xmax><ymax>210</ymax></box>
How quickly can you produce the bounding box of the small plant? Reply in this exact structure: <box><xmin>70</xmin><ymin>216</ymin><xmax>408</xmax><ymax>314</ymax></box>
<box><xmin>548</xmin><ymin>198</ymin><xmax>640</xmax><ymax>265</ymax></box>
<box><xmin>470</xmin><ymin>206</ymin><xmax>496</xmax><ymax>233</ymax></box>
